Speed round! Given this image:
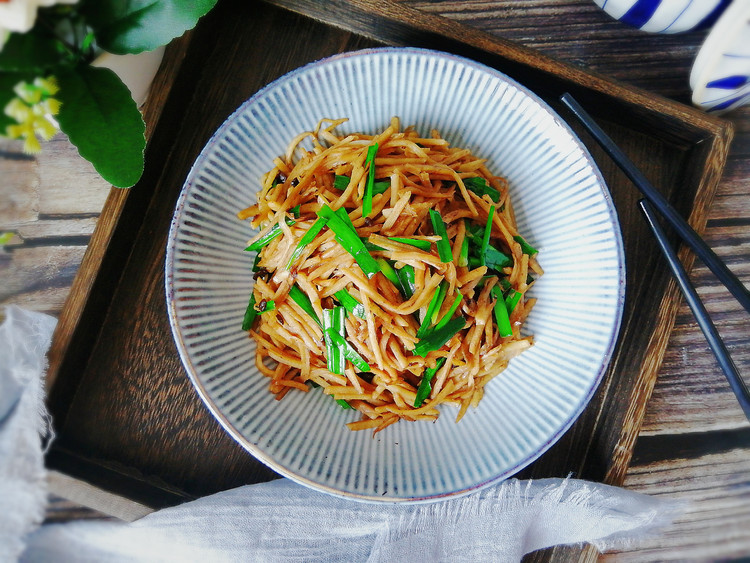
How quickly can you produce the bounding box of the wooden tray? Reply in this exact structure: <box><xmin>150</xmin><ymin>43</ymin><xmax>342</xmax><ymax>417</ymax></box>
<box><xmin>45</xmin><ymin>0</ymin><xmax>733</xmax><ymax>542</ymax></box>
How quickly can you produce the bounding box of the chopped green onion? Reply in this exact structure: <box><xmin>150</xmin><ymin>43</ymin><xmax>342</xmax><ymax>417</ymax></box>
<box><xmin>433</xmin><ymin>291</ymin><xmax>462</xmax><ymax>331</ymax></box>
<box><xmin>334</xmin><ymin>175</ymin><xmax>389</xmax><ymax>196</ymax></box>
<box><xmin>334</xmin><ymin>175</ymin><xmax>350</xmax><ymax>190</ymax></box>
<box><xmin>372</xmin><ymin>180</ymin><xmax>390</xmax><ymax>195</ymax></box>
<box><xmin>252</xmin><ymin>252</ymin><xmax>262</xmax><ymax>272</ymax></box>
<box><xmin>245</xmin><ymin>217</ymin><xmax>296</xmax><ymax>252</ymax></box>
<box><xmin>288</xmin><ymin>284</ymin><xmax>321</xmax><ymax>327</ymax></box>
<box><xmin>463</xmin><ymin>176</ymin><xmax>501</xmax><ymax>203</ymax></box>
<box><xmin>376</xmin><ymin>258</ymin><xmax>400</xmax><ymax>288</ymax></box>
<box><xmin>290</xmin><ymin>205</ymin><xmax>301</xmax><ymax>218</ymax></box>
<box><xmin>514</xmin><ymin>235</ymin><xmax>538</xmax><ymax>256</ymax></box>
<box><xmin>258</xmin><ymin>299</ymin><xmax>275</xmax><ymax>313</ymax></box>
<box><xmin>484</xmin><ymin>245</ymin><xmax>513</xmax><ymax>271</ymax></box>
<box><xmin>480</xmin><ymin>205</ymin><xmax>496</xmax><ymax>267</ymax></box>
<box><xmin>429</xmin><ymin>209</ymin><xmax>453</xmax><ymax>263</ymax></box>
<box><xmin>505</xmin><ymin>290</ymin><xmax>522</xmax><ymax>313</ymax></box>
<box><xmin>241</xmin><ymin>292</ymin><xmax>258</xmax><ymax>331</ymax></box>
<box><xmin>491</xmin><ymin>285</ymin><xmax>513</xmax><ymax>337</ymax></box>
<box><xmin>396</xmin><ymin>264</ymin><xmax>416</xmax><ymax>300</ymax></box>
<box><xmin>286</xmin><ymin>216</ymin><xmax>328</xmax><ymax>269</ymax></box>
<box><xmin>413</xmin><ymin>316</ymin><xmax>466</xmax><ymax>357</ymax></box>
<box><xmin>388</xmin><ymin>237</ymin><xmax>432</xmax><ymax>251</ymax></box>
<box><xmin>334</xmin><ymin>289</ymin><xmax>366</xmax><ymax>319</ymax></box>
<box><xmin>458</xmin><ymin>223</ymin><xmax>470</xmax><ymax>267</ymax></box>
<box><xmin>336</xmin><ymin>398</ymin><xmax>354</xmax><ymax>409</ymax></box>
<box><xmin>414</xmin><ymin>357</ymin><xmax>446</xmax><ymax>408</ymax></box>
<box><xmin>317</xmin><ymin>205</ymin><xmax>380</xmax><ymax>278</ymax></box>
<box><xmin>416</xmin><ymin>281</ymin><xmax>448</xmax><ymax>338</ymax></box>
<box><xmin>363</xmin><ymin>143</ymin><xmax>378</xmax><ymax>217</ymax></box>
<box><xmin>362</xmin><ymin>238</ymin><xmax>384</xmax><ymax>252</ymax></box>
<box><xmin>328</xmin><ymin>331</ymin><xmax>371</xmax><ymax>372</ymax></box>
<box><xmin>334</xmin><ymin>206</ymin><xmax>355</xmax><ymax>230</ymax></box>
<box><xmin>323</xmin><ymin>307</ymin><xmax>346</xmax><ymax>375</ymax></box>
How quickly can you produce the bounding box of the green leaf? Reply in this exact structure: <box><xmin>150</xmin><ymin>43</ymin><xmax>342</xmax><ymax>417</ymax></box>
<box><xmin>82</xmin><ymin>0</ymin><xmax>219</xmax><ymax>54</ymax></box>
<box><xmin>0</xmin><ymin>33</ymin><xmax>62</xmax><ymax>73</ymax></box>
<box><xmin>56</xmin><ymin>65</ymin><xmax>145</xmax><ymax>188</ymax></box>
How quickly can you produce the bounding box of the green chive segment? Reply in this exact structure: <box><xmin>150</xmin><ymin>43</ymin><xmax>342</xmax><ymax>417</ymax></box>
<box><xmin>241</xmin><ymin>293</ymin><xmax>258</xmax><ymax>331</ymax></box>
<box><xmin>317</xmin><ymin>204</ymin><xmax>380</xmax><ymax>278</ymax></box>
<box><xmin>429</xmin><ymin>209</ymin><xmax>453</xmax><ymax>263</ymax></box>
<box><xmin>245</xmin><ymin>217</ymin><xmax>296</xmax><ymax>252</ymax></box>
<box><xmin>417</xmin><ymin>280</ymin><xmax>448</xmax><ymax>338</ymax></box>
<box><xmin>413</xmin><ymin>316</ymin><xmax>466</xmax><ymax>357</ymax></box>
<box><xmin>480</xmin><ymin>205</ymin><xmax>496</xmax><ymax>266</ymax></box>
<box><xmin>323</xmin><ymin>307</ymin><xmax>346</xmax><ymax>375</ymax></box>
<box><xmin>334</xmin><ymin>288</ymin><xmax>366</xmax><ymax>319</ymax></box>
<box><xmin>514</xmin><ymin>235</ymin><xmax>538</xmax><ymax>256</ymax></box>
<box><xmin>388</xmin><ymin>237</ymin><xmax>432</xmax><ymax>251</ymax></box>
<box><xmin>491</xmin><ymin>285</ymin><xmax>513</xmax><ymax>337</ymax></box>
<box><xmin>414</xmin><ymin>357</ymin><xmax>446</xmax><ymax>408</ymax></box>
<box><xmin>363</xmin><ymin>143</ymin><xmax>378</xmax><ymax>217</ymax></box>
<box><xmin>286</xmin><ymin>216</ymin><xmax>328</xmax><ymax>269</ymax></box>
<box><xmin>463</xmin><ymin>176</ymin><xmax>501</xmax><ymax>203</ymax></box>
<box><xmin>288</xmin><ymin>284</ymin><xmax>321</xmax><ymax>327</ymax></box>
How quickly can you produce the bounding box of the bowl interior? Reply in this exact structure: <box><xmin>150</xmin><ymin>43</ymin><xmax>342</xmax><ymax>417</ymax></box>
<box><xmin>166</xmin><ymin>47</ymin><xmax>625</xmax><ymax>502</ymax></box>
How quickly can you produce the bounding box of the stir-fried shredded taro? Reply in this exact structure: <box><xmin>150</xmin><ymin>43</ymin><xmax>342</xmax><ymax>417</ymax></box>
<box><xmin>238</xmin><ymin>117</ymin><xmax>542</xmax><ymax>433</ymax></box>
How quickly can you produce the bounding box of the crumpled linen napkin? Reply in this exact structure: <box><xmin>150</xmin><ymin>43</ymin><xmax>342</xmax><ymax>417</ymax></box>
<box><xmin>1</xmin><ymin>305</ymin><xmax>681</xmax><ymax>563</ymax></box>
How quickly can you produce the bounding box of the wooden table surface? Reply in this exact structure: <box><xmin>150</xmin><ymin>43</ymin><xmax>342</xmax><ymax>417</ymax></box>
<box><xmin>2</xmin><ymin>0</ymin><xmax>748</xmax><ymax>560</ymax></box>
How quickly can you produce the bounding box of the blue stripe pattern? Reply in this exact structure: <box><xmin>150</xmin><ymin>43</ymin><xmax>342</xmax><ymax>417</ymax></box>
<box><xmin>695</xmin><ymin>0</ymin><xmax>732</xmax><ymax>29</ymax></box>
<box><xmin>706</xmin><ymin>76</ymin><xmax>750</xmax><ymax>89</ymax></box>
<box><xmin>620</xmin><ymin>0</ymin><xmax>661</xmax><ymax>29</ymax></box>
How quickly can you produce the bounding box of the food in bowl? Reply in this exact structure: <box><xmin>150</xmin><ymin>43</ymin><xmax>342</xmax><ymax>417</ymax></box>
<box><xmin>237</xmin><ymin>117</ymin><xmax>541</xmax><ymax>433</ymax></box>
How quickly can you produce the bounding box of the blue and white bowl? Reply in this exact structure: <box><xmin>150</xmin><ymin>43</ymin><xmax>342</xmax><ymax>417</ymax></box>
<box><xmin>593</xmin><ymin>0</ymin><xmax>731</xmax><ymax>34</ymax></box>
<box><xmin>690</xmin><ymin>0</ymin><xmax>750</xmax><ymax>113</ymax></box>
<box><xmin>166</xmin><ymin>47</ymin><xmax>626</xmax><ymax>503</ymax></box>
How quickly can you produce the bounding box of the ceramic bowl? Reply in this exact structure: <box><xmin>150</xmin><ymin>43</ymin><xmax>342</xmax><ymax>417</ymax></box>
<box><xmin>690</xmin><ymin>0</ymin><xmax>750</xmax><ymax>113</ymax></box>
<box><xmin>593</xmin><ymin>0</ymin><xmax>731</xmax><ymax>33</ymax></box>
<box><xmin>165</xmin><ymin>47</ymin><xmax>626</xmax><ymax>502</ymax></box>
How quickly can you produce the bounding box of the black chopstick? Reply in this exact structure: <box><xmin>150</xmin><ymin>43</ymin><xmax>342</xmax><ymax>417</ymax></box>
<box><xmin>560</xmin><ymin>93</ymin><xmax>750</xmax><ymax>315</ymax></box>
<box><xmin>638</xmin><ymin>199</ymin><xmax>750</xmax><ymax>420</ymax></box>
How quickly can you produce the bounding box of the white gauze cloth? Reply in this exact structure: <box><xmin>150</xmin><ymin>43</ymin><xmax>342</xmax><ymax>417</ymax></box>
<box><xmin>1</xmin><ymin>306</ymin><xmax>681</xmax><ymax>563</ymax></box>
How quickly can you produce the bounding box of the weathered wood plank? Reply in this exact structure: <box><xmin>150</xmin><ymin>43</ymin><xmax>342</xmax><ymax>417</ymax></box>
<box><xmin>603</xmin><ymin>449</ymin><xmax>750</xmax><ymax>561</ymax></box>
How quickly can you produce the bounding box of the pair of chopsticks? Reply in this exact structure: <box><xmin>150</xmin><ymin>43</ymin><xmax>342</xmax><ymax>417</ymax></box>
<box><xmin>561</xmin><ymin>93</ymin><xmax>750</xmax><ymax>421</ymax></box>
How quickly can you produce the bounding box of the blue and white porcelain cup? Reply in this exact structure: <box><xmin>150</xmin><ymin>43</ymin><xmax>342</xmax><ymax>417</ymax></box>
<box><xmin>593</xmin><ymin>0</ymin><xmax>732</xmax><ymax>34</ymax></box>
<box><xmin>690</xmin><ymin>1</ymin><xmax>750</xmax><ymax>113</ymax></box>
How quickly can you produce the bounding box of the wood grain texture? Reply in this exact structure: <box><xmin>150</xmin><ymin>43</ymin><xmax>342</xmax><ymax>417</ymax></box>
<box><xmin>1</xmin><ymin>0</ymin><xmax>748</xmax><ymax>561</ymax></box>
